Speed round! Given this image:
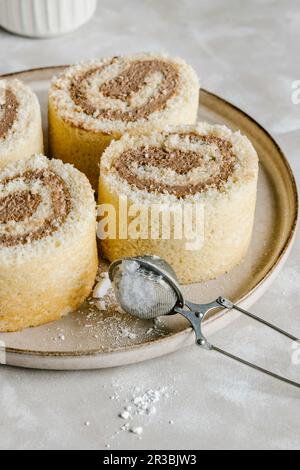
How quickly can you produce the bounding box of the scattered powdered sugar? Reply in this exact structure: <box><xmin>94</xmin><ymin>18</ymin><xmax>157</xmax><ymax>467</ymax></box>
<box><xmin>45</xmin><ymin>265</ymin><xmax>170</xmax><ymax>350</ymax></box>
<box><xmin>118</xmin><ymin>327</ymin><xmax>137</xmax><ymax>340</ymax></box>
<box><xmin>130</xmin><ymin>388</ymin><xmax>166</xmax><ymax>416</ymax></box>
<box><xmin>130</xmin><ymin>426</ymin><xmax>143</xmax><ymax>436</ymax></box>
<box><xmin>119</xmin><ymin>410</ymin><xmax>131</xmax><ymax>420</ymax></box>
<box><xmin>95</xmin><ymin>300</ymin><xmax>107</xmax><ymax>312</ymax></box>
<box><xmin>51</xmin><ymin>328</ymin><xmax>66</xmax><ymax>342</ymax></box>
<box><xmin>43</xmin><ymin>264</ymin><xmax>170</xmax><ymax>362</ymax></box>
<box><xmin>81</xmin><ymin>301</ymin><xmax>167</xmax><ymax>348</ymax></box>
<box><xmin>71</xmin><ymin>266</ymin><xmax>169</xmax><ymax>348</ymax></box>
<box><xmin>104</xmin><ymin>382</ymin><xmax>176</xmax><ymax>444</ymax></box>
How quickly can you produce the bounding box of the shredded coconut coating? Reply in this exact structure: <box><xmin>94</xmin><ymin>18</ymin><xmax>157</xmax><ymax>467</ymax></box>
<box><xmin>0</xmin><ymin>154</ymin><xmax>96</xmax><ymax>262</ymax></box>
<box><xmin>0</xmin><ymin>79</ymin><xmax>41</xmax><ymax>154</ymax></box>
<box><xmin>49</xmin><ymin>53</ymin><xmax>200</xmax><ymax>134</ymax></box>
<box><xmin>100</xmin><ymin>122</ymin><xmax>259</xmax><ymax>203</ymax></box>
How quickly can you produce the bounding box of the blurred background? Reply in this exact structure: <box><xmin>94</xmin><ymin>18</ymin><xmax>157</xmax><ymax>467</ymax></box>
<box><xmin>0</xmin><ymin>0</ymin><xmax>298</xmax><ymax>142</ymax></box>
<box><xmin>1</xmin><ymin>0</ymin><xmax>299</xmax><ymax>189</ymax></box>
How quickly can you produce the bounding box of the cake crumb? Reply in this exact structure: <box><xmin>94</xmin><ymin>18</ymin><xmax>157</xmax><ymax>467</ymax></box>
<box><xmin>120</xmin><ymin>410</ymin><xmax>131</xmax><ymax>420</ymax></box>
<box><xmin>121</xmin><ymin>423</ymin><xmax>130</xmax><ymax>431</ymax></box>
<box><xmin>93</xmin><ymin>277</ymin><xmax>112</xmax><ymax>299</ymax></box>
<box><xmin>95</xmin><ymin>300</ymin><xmax>107</xmax><ymax>311</ymax></box>
<box><xmin>131</xmin><ymin>426</ymin><xmax>143</xmax><ymax>436</ymax></box>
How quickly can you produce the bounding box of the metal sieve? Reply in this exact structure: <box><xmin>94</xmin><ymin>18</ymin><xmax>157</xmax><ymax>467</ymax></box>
<box><xmin>109</xmin><ymin>255</ymin><xmax>300</xmax><ymax>390</ymax></box>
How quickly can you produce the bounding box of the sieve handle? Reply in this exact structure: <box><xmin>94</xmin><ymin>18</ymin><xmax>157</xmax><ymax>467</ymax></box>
<box><xmin>178</xmin><ymin>296</ymin><xmax>300</xmax><ymax>390</ymax></box>
<box><xmin>216</xmin><ymin>297</ymin><xmax>299</xmax><ymax>342</ymax></box>
<box><xmin>174</xmin><ymin>306</ymin><xmax>214</xmax><ymax>350</ymax></box>
<box><xmin>211</xmin><ymin>345</ymin><xmax>300</xmax><ymax>389</ymax></box>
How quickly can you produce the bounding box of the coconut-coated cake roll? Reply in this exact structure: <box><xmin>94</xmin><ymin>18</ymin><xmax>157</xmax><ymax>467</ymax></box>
<box><xmin>99</xmin><ymin>123</ymin><xmax>259</xmax><ymax>284</ymax></box>
<box><xmin>0</xmin><ymin>79</ymin><xmax>43</xmax><ymax>169</ymax></box>
<box><xmin>0</xmin><ymin>154</ymin><xmax>98</xmax><ymax>332</ymax></box>
<box><xmin>48</xmin><ymin>53</ymin><xmax>199</xmax><ymax>190</ymax></box>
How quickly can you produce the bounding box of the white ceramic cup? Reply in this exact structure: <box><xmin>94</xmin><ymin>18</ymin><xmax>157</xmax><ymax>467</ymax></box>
<box><xmin>0</xmin><ymin>0</ymin><xmax>97</xmax><ymax>38</ymax></box>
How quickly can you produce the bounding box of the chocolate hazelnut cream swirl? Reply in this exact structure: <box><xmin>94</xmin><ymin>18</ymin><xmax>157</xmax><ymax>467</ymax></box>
<box><xmin>0</xmin><ymin>88</ymin><xmax>18</xmax><ymax>140</ymax></box>
<box><xmin>48</xmin><ymin>54</ymin><xmax>200</xmax><ymax>189</ymax></box>
<box><xmin>113</xmin><ymin>134</ymin><xmax>236</xmax><ymax>199</ymax></box>
<box><xmin>0</xmin><ymin>79</ymin><xmax>43</xmax><ymax>169</ymax></box>
<box><xmin>0</xmin><ymin>168</ymin><xmax>71</xmax><ymax>248</ymax></box>
<box><xmin>99</xmin><ymin>124</ymin><xmax>259</xmax><ymax>284</ymax></box>
<box><xmin>0</xmin><ymin>155</ymin><xmax>98</xmax><ymax>333</ymax></box>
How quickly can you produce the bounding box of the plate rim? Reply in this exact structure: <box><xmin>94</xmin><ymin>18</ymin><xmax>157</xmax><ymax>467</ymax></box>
<box><xmin>0</xmin><ymin>65</ymin><xmax>298</xmax><ymax>359</ymax></box>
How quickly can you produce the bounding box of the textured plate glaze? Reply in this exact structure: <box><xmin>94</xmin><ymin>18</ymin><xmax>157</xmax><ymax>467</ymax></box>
<box><xmin>0</xmin><ymin>66</ymin><xmax>298</xmax><ymax>370</ymax></box>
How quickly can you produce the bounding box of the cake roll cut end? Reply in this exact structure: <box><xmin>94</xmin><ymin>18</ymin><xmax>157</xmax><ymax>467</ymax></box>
<box><xmin>0</xmin><ymin>168</ymin><xmax>71</xmax><ymax>248</ymax></box>
<box><xmin>0</xmin><ymin>79</ymin><xmax>43</xmax><ymax>168</ymax></box>
<box><xmin>48</xmin><ymin>53</ymin><xmax>199</xmax><ymax>190</ymax></box>
<box><xmin>101</xmin><ymin>123</ymin><xmax>259</xmax><ymax>203</ymax></box>
<box><xmin>99</xmin><ymin>123</ymin><xmax>259</xmax><ymax>284</ymax></box>
<box><xmin>49</xmin><ymin>53</ymin><xmax>200</xmax><ymax>134</ymax></box>
<box><xmin>0</xmin><ymin>154</ymin><xmax>98</xmax><ymax>332</ymax></box>
<box><xmin>0</xmin><ymin>154</ymin><xmax>97</xmax><ymax>257</ymax></box>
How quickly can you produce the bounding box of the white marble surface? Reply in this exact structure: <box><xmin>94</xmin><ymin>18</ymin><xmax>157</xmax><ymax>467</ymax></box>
<box><xmin>0</xmin><ymin>0</ymin><xmax>300</xmax><ymax>450</ymax></box>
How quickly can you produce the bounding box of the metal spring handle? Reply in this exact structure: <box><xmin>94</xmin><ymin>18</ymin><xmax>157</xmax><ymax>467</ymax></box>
<box><xmin>175</xmin><ymin>297</ymin><xmax>300</xmax><ymax>390</ymax></box>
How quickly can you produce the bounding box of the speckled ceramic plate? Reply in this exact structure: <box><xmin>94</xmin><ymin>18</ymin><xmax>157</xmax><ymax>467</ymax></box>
<box><xmin>0</xmin><ymin>66</ymin><xmax>298</xmax><ymax>370</ymax></box>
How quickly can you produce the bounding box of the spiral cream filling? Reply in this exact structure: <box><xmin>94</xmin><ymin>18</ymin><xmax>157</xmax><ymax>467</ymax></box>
<box><xmin>114</xmin><ymin>135</ymin><xmax>236</xmax><ymax>198</ymax></box>
<box><xmin>0</xmin><ymin>170</ymin><xmax>71</xmax><ymax>247</ymax></box>
<box><xmin>69</xmin><ymin>59</ymin><xmax>179</xmax><ymax>122</ymax></box>
<box><xmin>0</xmin><ymin>89</ymin><xmax>19</xmax><ymax>140</ymax></box>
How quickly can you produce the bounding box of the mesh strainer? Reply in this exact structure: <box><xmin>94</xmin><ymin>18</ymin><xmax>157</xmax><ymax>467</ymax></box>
<box><xmin>109</xmin><ymin>255</ymin><xmax>300</xmax><ymax>389</ymax></box>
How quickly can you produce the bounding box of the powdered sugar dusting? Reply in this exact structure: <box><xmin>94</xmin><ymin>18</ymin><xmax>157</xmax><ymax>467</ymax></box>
<box><xmin>73</xmin><ymin>266</ymin><xmax>169</xmax><ymax>349</ymax></box>
<box><xmin>44</xmin><ymin>265</ymin><xmax>170</xmax><ymax>350</ymax></box>
<box><xmin>105</xmin><ymin>381</ymin><xmax>177</xmax><ymax>444</ymax></box>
